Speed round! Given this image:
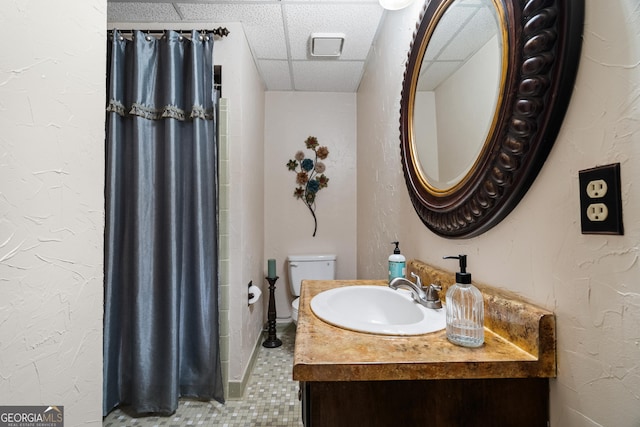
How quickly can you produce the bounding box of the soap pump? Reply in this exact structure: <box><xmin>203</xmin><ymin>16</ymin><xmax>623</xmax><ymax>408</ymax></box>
<box><xmin>443</xmin><ymin>255</ymin><xmax>484</xmax><ymax>347</ymax></box>
<box><xmin>388</xmin><ymin>241</ymin><xmax>406</xmax><ymax>282</ymax></box>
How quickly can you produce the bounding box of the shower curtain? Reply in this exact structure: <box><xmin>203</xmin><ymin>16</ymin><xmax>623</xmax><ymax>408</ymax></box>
<box><xmin>103</xmin><ymin>30</ymin><xmax>224</xmax><ymax>416</ymax></box>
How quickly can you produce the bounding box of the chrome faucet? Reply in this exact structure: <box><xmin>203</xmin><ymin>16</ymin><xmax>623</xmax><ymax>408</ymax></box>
<box><xmin>389</xmin><ymin>272</ymin><xmax>443</xmax><ymax>309</ymax></box>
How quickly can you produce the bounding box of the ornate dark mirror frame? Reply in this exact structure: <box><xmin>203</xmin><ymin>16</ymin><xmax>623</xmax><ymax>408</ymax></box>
<box><xmin>400</xmin><ymin>0</ymin><xmax>584</xmax><ymax>238</ymax></box>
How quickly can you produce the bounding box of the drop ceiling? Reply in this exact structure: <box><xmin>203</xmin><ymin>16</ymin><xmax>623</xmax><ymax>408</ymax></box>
<box><xmin>107</xmin><ymin>0</ymin><xmax>387</xmax><ymax>92</ymax></box>
<box><xmin>417</xmin><ymin>0</ymin><xmax>499</xmax><ymax>91</ymax></box>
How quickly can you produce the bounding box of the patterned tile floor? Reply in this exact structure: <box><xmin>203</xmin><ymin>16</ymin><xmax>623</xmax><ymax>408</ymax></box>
<box><xmin>103</xmin><ymin>324</ymin><xmax>302</xmax><ymax>427</ymax></box>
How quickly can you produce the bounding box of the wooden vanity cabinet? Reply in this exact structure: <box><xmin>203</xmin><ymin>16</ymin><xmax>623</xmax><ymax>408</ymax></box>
<box><xmin>295</xmin><ymin>277</ymin><xmax>557</xmax><ymax>427</ymax></box>
<box><xmin>300</xmin><ymin>378</ymin><xmax>549</xmax><ymax>427</ymax></box>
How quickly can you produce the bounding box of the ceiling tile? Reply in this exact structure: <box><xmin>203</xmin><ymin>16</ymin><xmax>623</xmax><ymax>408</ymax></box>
<box><xmin>107</xmin><ymin>2</ymin><xmax>181</xmax><ymax>22</ymax></box>
<box><xmin>284</xmin><ymin>3</ymin><xmax>384</xmax><ymax>61</ymax></box>
<box><xmin>175</xmin><ymin>3</ymin><xmax>288</xmax><ymax>59</ymax></box>
<box><xmin>417</xmin><ymin>61</ymin><xmax>462</xmax><ymax>91</ymax></box>
<box><xmin>439</xmin><ymin>5</ymin><xmax>498</xmax><ymax>61</ymax></box>
<box><xmin>258</xmin><ymin>60</ymin><xmax>293</xmax><ymax>90</ymax></box>
<box><xmin>107</xmin><ymin>1</ymin><xmax>386</xmax><ymax>92</ymax></box>
<box><xmin>292</xmin><ymin>60</ymin><xmax>364</xmax><ymax>92</ymax></box>
<box><xmin>424</xmin><ymin>6</ymin><xmax>475</xmax><ymax>61</ymax></box>
<box><xmin>283</xmin><ymin>0</ymin><xmax>379</xmax><ymax>3</ymax></box>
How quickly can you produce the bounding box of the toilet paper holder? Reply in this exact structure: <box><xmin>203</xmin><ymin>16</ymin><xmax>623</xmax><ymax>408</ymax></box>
<box><xmin>248</xmin><ymin>281</ymin><xmax>262</xmax><ymax>306</ymax></box>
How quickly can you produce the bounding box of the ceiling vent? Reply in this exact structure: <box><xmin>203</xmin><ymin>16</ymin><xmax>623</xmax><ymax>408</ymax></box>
<box><xmin>310</xmin><ymin>33</ymin><xmax>345</xmax><ymax>57</ymax></box>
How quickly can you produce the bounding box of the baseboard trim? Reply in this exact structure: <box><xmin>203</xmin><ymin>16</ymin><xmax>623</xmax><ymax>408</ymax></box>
<box><xmin>226</xmin><ymin>332</ymin><xmax>263</xmax><ymax>400</ymax></box>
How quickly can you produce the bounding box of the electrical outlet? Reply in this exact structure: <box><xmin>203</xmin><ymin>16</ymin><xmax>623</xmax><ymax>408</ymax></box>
<box><xmin>579</xmin><ymin>163</ymin><xmax>623</xmax><ymax>235</ymax></box>
<box><xmin>586</xmin><ymin>179</ymin><xmax>608</xmax><ymax>198</ymax></box>
<box><xmin>586</xmin><ymin>203</ymin><xmax>608</xmax><ymax>222</ymax></box>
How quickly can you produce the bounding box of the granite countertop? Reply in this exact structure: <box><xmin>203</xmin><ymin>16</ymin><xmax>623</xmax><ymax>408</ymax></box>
<box><xmin>293</xmin><ymin>275</ymin><xmax>556</xmax><ymax>382</ymax></box>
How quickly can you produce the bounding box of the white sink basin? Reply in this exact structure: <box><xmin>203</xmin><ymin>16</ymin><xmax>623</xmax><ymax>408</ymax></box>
<box><xmin>310</xmin><ymin>285</ymin><xmax>446</xmax><ymax>336</ymax></box>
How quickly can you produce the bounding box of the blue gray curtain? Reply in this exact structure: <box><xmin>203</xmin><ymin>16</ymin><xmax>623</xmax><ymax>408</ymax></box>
<box><xmin>103</xmin><ymin>30</ymin><xmax>224</xmax><ymax>416</ymax></box>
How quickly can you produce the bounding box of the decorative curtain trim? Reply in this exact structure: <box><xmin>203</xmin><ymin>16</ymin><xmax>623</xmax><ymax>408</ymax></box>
<box><xmin>107</xmin><ymin>99</ymin><xmax>214</xmax><ymax>121</ymax></box>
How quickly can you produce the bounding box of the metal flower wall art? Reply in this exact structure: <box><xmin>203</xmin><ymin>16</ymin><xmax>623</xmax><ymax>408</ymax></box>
<box><xmin>286</xmin><ymin>136</ymin><xmax>330</xmax><ymax>237</ymax></box>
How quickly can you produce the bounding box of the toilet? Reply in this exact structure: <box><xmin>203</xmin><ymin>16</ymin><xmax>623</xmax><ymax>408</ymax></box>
<box><xmin>288</xmin><ymin>254</ymin><xmax>337</xmax><ymax>324</ymax></box>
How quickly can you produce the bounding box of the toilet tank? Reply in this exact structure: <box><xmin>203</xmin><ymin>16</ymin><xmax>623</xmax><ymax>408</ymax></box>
<box><xmin>287</xmin><ymin>254</ymin><xmax>336</xmax><ymax>296</ymax></box>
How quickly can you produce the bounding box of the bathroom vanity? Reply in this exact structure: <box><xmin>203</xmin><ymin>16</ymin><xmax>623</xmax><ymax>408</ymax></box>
<box><xmin>293</xmin><ymin>260</ymin><xmax>556</xmax><ymax>427</ymax></box>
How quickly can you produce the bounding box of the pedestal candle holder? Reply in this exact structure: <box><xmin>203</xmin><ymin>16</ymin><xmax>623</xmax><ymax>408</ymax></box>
<box><xmin>262</xmin><ymin>276</ymin><xmax>282</xmax><ymax>348</ymax></box>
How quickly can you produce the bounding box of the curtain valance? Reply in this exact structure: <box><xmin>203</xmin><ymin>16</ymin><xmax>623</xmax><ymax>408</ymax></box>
<box><xmin>106</xmin><ymin>29</ymin><xmax>215</xmax><ymax>122</ymax></box>
<box><xmin>106</xmin><ymin>99</ymin><xmax>214</xmax><ymax>121</ymax></box>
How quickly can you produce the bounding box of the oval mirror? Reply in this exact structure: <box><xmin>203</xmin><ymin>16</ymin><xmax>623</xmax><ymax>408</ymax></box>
<box><xmin>400</xmin><ymin>0</ymin><xmax>584</xmax><ymax>238</ymax></box>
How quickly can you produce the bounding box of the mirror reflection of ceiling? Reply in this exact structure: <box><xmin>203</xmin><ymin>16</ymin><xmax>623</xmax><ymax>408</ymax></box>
<box><xmin>418</xmin><ymin>0</ymin><xmax>499</xmax><ymax>91</ymax></box>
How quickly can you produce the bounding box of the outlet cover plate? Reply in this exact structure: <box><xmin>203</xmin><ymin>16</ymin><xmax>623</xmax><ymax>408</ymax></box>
<box><xmin>579</xmin><ymin>163</ymin><xmax>624</xmax><ymax>235</ymax></box>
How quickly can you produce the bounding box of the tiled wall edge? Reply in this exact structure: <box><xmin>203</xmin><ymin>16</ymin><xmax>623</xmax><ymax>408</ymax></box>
<box><xmin>218</xmin><ymin>97</ymin><xmax>230</xmax><ymax>396</ymax></box>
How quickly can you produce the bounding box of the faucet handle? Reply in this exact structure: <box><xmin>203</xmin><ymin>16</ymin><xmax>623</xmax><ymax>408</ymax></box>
<box><xmin>410</xmin><ymin>272</ymin><xmax>423</xmax><ymax>288</ymax></box>
<box><xmin>426</xmin><ymin>283</ymin><xmax>442</xmax><ymax>300</ymax></box>
<box><xmin>426</xmin><ymin>283</ymin><xmax>443</xmax><ymax>309</ymax></box>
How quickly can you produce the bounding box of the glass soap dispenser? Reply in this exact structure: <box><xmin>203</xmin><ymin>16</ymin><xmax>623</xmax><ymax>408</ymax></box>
<box><xmin>444</xmin><ymin>255</ymin><xmax>484</xmax><ymax>347</ymax></box>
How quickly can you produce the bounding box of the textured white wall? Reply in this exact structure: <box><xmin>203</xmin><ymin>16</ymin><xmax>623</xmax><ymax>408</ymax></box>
<box><xmin>357</xmin><ymin>3</ymin><xmax>424</xmax><ymax>275</ymax></box>
<box><xmin>264</xmin><ymin>91</ymin><xmax>358</xmax><ymax>319</ymax></box>
<box><xmin>0</xmin><ymin>1</ymin><xmax>106</xmax><ymax>425</ymax></box>
<box><xmin>358</xmin><ymin>0</ymin><xmax>640</xmax><ymax>425</ymax></box>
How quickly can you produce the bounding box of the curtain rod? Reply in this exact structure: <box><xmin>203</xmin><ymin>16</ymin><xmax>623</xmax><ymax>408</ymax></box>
<box><xmin>109</xmin><ymin>27</ymin><xmax>230</xmax><ymax>39</ymax></box>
